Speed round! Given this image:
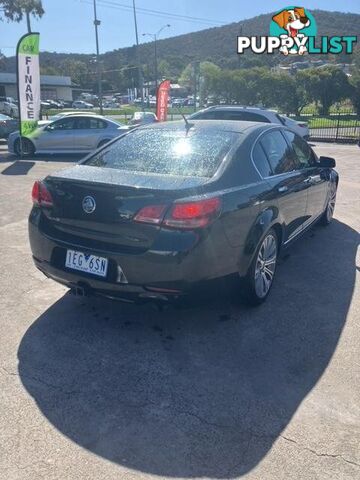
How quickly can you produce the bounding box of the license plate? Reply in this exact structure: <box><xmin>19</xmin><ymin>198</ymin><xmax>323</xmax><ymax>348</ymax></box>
<box><xmin>65</xmin><ymin>250</ymin><xmax>108</xmax><ymax>277</ymax></box>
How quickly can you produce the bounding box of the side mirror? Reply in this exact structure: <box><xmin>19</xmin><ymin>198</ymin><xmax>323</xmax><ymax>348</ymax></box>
<box><xmin>318</xmin><ymin>156</ymin><xmax>336</xmax><ymax>168</ymax></box>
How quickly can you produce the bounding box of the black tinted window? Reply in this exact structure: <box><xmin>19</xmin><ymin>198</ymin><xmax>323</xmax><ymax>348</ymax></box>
<box><xmin>85</xmin><ymin>128</ymin><xmax>236</xmax><ymax>178</ymax></box>
<box><xmin>223</xmin><ymin>112</ymin><xmax>270</xmax><ymax>123</ymax></box>
<box><xmin>51</xmin><ymin>118</ymin><xmax>76</xmax><ymax>130</ymax></box>
<box><xmin>253</xmin><ymin>142</ymin><xmax>272</xmax><ymax>177</ymax></box>
<box><xmin>283</xmin><ymin>130</ymin><xmax>315</xmax><ymax>168</ymax></box>
<box><xmin>260</xmin><ymin>131</ymin><xmax>297</xmax><ymax>175</ymax></box>
<box><xmin>193</xmin><ymin>110</ymin><xmax>270</xmax><ymax>123</ymax></box>
<box><xmin>192</xmin><ymin>110</ymin><xmax>219</xmax><ymax>120</ymax></box>
<box><xmin>75</xmin><ymin>117</ymin><xmax>91</xmax><ymax>129</ymax></box>
<box><xmin>89</xmin><ymin>118</ymin><xmax>107</xmax><ymax>129</ymax></box>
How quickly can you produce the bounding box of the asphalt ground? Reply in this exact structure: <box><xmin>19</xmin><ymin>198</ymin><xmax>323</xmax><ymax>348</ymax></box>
<box><xmin>0</xmin><ymin>140</ymin><xmax>359</xmax><ymax>479</ymax></box>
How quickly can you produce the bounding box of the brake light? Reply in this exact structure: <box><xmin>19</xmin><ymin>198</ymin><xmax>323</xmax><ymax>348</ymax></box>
<box><xmin>299</xmin><ymin>123</ymin><xmax>307</xmax><ymax>128</ymax></box>
<box><xmin>164</xmin><ymin>197</ymin><xmax>221</xmax><ymax>229</ymax></box>
<box><xmin>134</xmin><ymin>197</ymin><xmax>221</xmax><ymax>229</ymax></box>
<box><xmin>31</xmin><ymin>180</ymin><xmax>53</xmax><ymax>207</ymax></box>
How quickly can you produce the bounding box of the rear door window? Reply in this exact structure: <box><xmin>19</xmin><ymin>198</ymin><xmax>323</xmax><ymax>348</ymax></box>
<box><xmin>260</xmin><ymin>130</ymin><xmax>297</xmax><ymax>175</ymax></box>
<box><xmin>283</xmin><ymin>130</ymin><xmax>316</xmax><ymax>169</ymax></box>
<box><xmin>75</xmin><ymin>117</ymin><xmax>91</xmax><ymax>130</ymax></box>
<box><xmin>85</xmin><ymin>128</ymin><xmax>237</xmax><ymax>178</ymax></box>
<box><xmin>89</xmin><ymin>118</ymin><xmax>107</xmax><ymax>129</ymax></box>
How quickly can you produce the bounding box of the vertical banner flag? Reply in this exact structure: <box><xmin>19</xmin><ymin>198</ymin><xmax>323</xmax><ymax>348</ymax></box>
<box><xmin>156</xmin><ymin>80</ymin><xmax>171</xmax><ymax>122</ymax></box>
<box><xmin>16</xmin><ymin>33</ymin><xmax>40</xmax><ymax>137</ymax></box>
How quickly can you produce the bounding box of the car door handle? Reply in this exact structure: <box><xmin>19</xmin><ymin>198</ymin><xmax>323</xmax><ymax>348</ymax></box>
<box><xmin>278</xmin><ymin>186</ymin><xmax>288</xmax><ymax>193</ymax></box>
<box><xmin>304</xmin><ymin>175</ymin><xmax>320</xmax><ymax>185</ymax></box>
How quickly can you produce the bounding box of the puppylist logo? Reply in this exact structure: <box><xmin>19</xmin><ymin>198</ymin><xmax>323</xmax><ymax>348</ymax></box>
<box><xmin>237</xmin><ymin>7</ymin><xmax>357</xmax><ymax>56</ymax></box>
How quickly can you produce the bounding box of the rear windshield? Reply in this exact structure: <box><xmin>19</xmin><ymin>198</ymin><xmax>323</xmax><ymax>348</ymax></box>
<box><xmin>85</xmin><ymin>128</ymin><xmax>236</xmax><ymax>177</ymax></box>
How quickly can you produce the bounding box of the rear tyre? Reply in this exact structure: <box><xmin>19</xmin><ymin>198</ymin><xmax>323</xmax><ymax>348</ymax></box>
<box><xmin>241</xmin><ymin>228</ymin><xmax>278</xmax><ymax>306</ymax></box>
<box><xmin>320</xmin><ymin>182</ymin><xmax>337</xmax><ymax>226</ymax></box>
<box><xmin>14</xmin><ymin>137</ymin><xmax>35</xmax><ymax>157</ymax></box>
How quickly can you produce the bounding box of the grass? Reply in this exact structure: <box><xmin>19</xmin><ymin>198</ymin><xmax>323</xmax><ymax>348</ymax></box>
<box><xmin>306</xmin><ymin>117</ymin><xmax>360</xmax><ymax>129</ymax></box>
<box><xmin>45</xmin><ymin>105</ymin><xmax>196</xmax><ymax>118</ymax></box>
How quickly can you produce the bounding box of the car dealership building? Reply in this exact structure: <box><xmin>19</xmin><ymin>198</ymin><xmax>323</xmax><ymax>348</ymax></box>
<box><xmin>0</xmin><ymin>73</ymin><xmax>74</xmax><ymax>101</ymax></box>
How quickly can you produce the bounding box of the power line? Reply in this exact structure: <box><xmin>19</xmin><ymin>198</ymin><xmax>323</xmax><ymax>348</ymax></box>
<box><xmin>78</xmin><ymin>0</ymin><xmax>226</xmax><ymax>26</ymax></box>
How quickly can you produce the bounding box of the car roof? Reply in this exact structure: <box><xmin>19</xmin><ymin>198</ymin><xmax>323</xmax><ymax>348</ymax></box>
<box><xmin>54</xmin><ymin>113</ymin><xmax>106</xmax><ymax>120</ymax></box>
<box><xmin>199</xmin><ymin>105</ymin><xmax>278</xmax><ymax>114</ymax></box>
<box><xmin>140</xmin><ymin>119</ymin><xmax>275</xmax><ymax>134</ymax></box>
<box><xmin>58</xmin><ymin>111</ymin><xmax>97</xmax><ymax>116</ymax></box>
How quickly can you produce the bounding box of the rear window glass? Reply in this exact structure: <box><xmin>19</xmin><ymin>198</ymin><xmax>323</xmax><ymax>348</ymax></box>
<box><xmin>85</xmin><ymin>128</ymin><xmax>236</xmax><ymax>178</ymax></box>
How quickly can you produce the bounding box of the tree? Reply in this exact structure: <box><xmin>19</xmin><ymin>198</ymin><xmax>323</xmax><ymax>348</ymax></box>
<box><xmin>179</xmin><ymin>61</ymin><xmax>221</xmax><ymax>103</ymax></box>
<box><xmin>296</xmin><ymin>66</ymin><xmax>351</xmax><ymax>115</ymax></box>
<box><xmin>266</xmin><ymin>72</ymin><xmax>307</xmax><ymax>115</ymax></box>
<box><xmin>157</xmin><ymin>60</ymin><xmax>171</xmax><ymax>80</ymax></box>
<box><xmin>349</xmin><ymin>70</ymin><xmax>360</xmax><ymax>114</ymax></box>
<box><xmin>352</xmin><ymin>45</ymin><xmax>360</xmax><ymax>70</ymax></box>
<box><xmin>199</xmin><ymin>61</ymin><xmax>221</xmax><ymax>105</ymax></box>
<box><xmin>60</xmin><ymin>59</ymin><xmax>90</xmax><ymax>89</ymax></box>
<box><xmin>0</xmin><ymin>0</ymin><xmax>44</xmax><ymax>33</ymax></box>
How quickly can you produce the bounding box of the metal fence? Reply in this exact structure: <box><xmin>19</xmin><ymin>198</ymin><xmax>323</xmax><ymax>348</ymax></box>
<box><xmin>298</xmin><ymin>112</ymin><xmax>360</xmax><ymax>143</ymax></box>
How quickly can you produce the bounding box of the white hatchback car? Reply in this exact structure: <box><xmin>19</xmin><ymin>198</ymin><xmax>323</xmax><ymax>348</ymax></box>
<box><xmin>190</xmin><ymin>106</ymin><xmax>310</xmax><ymax>140</ymax></box>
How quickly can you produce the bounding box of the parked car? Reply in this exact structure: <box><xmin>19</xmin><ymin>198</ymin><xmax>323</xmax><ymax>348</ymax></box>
<box><xmin>73</xmin><ymin>100</ymin><xmax>93</xmax><ymax>109</ymax></box>
<box><xmin>0</xmin><ymin>113</ymin><xmax>18</xmax><ymax>139</ymax></box>
<box><xmin>0</xmin><ymin>96</ymin><xmax>19</xmax><ymax>118</ymax></box>
<box><xmin>190</xmin><ymin>106</ymin><xmax>310</xmax><ymax>140</ymax></box>
<box><xmin>172</xmin><ymin>98</ymin><xmax>186</xmax><ymax>107</ymax></box>
<box><xmin>40</xmin><ymin>101</ymin><xmax>52</xmax><ymax>111</ymax></box>
<box><xmin>129</xmin><ymin>111</ymin><xmax>158</xmax><ymax>125</ymax></box>
<box><xmin>28</xmin><ymin>120</ymin><xmax>338</xmax><ymax>305</ymax></box>
<box><xmin>45</xmin><ymin>99</ymin><xmax>63</xmax><ymax>109</ymax></box>
<box><xmin>8</xmin><ymin>114</ymin><xmax>124</xmax><ymax>156</ymax></box>
<box><xmin>102</xmin><ymin>100</ymin><xmax>119</xmax><ymax>109</ymax></box>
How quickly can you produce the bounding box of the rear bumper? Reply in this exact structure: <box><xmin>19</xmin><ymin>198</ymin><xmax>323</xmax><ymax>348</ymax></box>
<box><xmin>29</xmin><ymin>209</ymin><xmax>239</xmax><ymax>300</ymax></box>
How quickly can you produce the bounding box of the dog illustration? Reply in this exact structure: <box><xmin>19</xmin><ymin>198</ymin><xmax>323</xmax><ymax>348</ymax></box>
<box><xmin>272</xmin><ymin>7</ymin><xmax>311</xmax><ymax>55</ymax></box>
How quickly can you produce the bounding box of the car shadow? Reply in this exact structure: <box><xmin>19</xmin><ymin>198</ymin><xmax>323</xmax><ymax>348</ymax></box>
<box><xmin>1</xmin><ymin>160</ymin><xmax>36</xmax><ymax>175</ymax></box>
<box><xmin>17</xmin><ymin>219</ymin><xmax>357</xmax><ymax>478</ymax></box>
<box><xmin>0</xmin><ymin>152</ymin><xmax>85</xmax><ymax>165</ymax></box>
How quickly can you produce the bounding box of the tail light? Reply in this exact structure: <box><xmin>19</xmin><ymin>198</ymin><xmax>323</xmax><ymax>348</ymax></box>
<box><xmin>133</xmin><ymin>204</ymin><xmax>167</xmax><ymax>225</ymax></box>
<box><xmin>298</xmin><ymin>123</ymin><xmax>307</xmax><ymax>128</ymax></box>
<box><xmin>134</xmin><ymin>197</ymin><xmax>221</xmax><ymax>229</ymax></box>
<box><xmin>32</xmin><ymin>180</ymin><xmax>53</xmax><ymax>207</ymax></box>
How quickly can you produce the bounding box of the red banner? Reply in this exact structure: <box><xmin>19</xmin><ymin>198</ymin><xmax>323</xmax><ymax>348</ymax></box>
<box><xmin>156</xmin><ymin>79</ymin><xmax>171</xmax><ymax>122</ymax></box>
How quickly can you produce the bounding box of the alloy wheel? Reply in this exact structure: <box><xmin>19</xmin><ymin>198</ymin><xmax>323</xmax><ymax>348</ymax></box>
<box><xmin>326</xmin><ymin>183</ymin><xmax>337</xmax><ymax>222</ymax></box>
<box><xmin>254</xmin><ymin>233</ymin><xmax>277</xmax><ymax>299</ymax></box>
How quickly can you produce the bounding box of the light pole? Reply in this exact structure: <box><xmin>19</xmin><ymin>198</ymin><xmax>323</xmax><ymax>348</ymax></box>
<box><xmin>132</xmin><ymin>0</ymin><xmax>144</xmax><ymax>110</ymax></box>
<box><xmin>142</xmin><ymin>24</ymin><xmax>170</xmax><ymax>92</ymax></box>
<box><xmin>93</xmin><ymin>0</ymin><xmax>103</xmax><ymax>115</ymax></box>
